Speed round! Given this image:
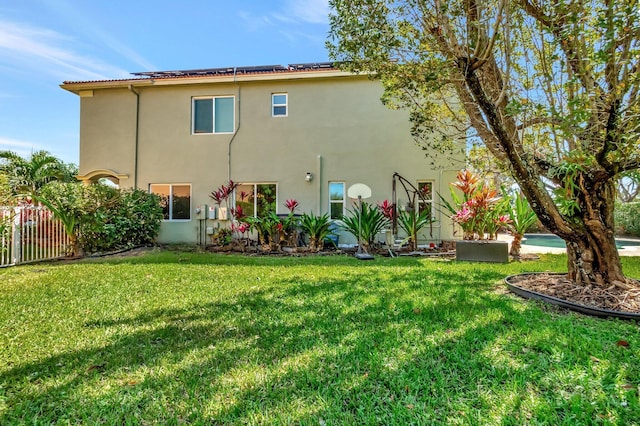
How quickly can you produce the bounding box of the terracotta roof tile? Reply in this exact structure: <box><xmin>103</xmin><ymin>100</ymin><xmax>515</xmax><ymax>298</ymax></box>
<box><xmin>63</xmin><ymin>62</ymin><xmax>338</xmax><ymax>85</ymax></box>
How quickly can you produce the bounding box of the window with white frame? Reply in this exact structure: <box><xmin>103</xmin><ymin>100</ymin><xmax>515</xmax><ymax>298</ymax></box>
<box><xmin>417</xmin><ymin>181</ymin><xmax>434</xmax><ymax>217</ymax></box>
<box><xmin>272</xmin><ymin>93</ymin><xmax>287</xmax><ymax>117</ymax></box>
<box><xmin>192</xmin><ymin>96</ymin><xmax>235</xmax><ymax>134</ymax></box>
<box><xmin>235</xmin><ymin>183</ymin><xmax>277</xmax><ymax>218</ymax></box>
<box><xmin>329</xmin><ymin>182</ymin><xmax>345</xmax><ymax>219</ymax></box>
<box><xmin>149</xmin><ymin>184</ymin><xmax>191</xmax><ymax>220</ymax></box>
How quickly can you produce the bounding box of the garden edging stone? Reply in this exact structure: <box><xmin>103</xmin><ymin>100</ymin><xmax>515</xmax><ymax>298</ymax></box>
<box><xmin>505</xmin><ymin>272</ymin><xmax>640</xmax><ymax>320</ymax></box>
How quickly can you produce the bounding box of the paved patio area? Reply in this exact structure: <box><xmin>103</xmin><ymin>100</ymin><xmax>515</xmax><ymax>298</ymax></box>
<box><xmin>497</xmin><ymin>234</ymin><xmax>640</xmax><ymax>257</ymax></box>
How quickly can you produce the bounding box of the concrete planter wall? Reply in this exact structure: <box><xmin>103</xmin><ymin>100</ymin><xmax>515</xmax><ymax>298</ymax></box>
<box><xmin>456</xmin><ymin>240</ymin><xmax>509</xmax><ymax>263</ymax></box>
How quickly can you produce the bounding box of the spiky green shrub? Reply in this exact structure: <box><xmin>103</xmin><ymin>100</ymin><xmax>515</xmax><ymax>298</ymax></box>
<box><xmin>340</xmin><ymin>202</ymin><xmax>389</xmax><ymax>251</ymax></box>
<box><xmin>300</xmin><ymin>212</ymin><xmax>334</xmax><ymax>251</ymax></box>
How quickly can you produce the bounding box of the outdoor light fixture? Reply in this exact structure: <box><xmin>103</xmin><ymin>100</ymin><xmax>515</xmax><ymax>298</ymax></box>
<box><xmin>305</xmin><ymin>172</ymin><xmax>313</xmax><ymax>182</ymax></box>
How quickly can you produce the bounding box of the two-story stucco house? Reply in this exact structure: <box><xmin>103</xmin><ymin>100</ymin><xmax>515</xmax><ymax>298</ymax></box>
<box><xmin>61</xmin><ymin>62</ymin><xmax>461</xmax><ymax>245</ymax></box>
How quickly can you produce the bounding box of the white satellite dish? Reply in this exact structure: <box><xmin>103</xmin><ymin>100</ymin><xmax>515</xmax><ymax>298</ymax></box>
<box><xmin>347</xmin><ymin>183</ymin><xmax>372</xmax><ymax>199</ymax></box>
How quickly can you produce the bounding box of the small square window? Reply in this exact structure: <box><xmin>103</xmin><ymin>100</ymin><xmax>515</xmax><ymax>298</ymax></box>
<box><xmin>272</xmin><ymin>93</ymin><xmax>288</xmax><ymax>117</ymax></box>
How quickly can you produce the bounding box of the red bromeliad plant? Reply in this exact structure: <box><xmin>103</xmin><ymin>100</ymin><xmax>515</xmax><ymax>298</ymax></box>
<box><xmin>280</xmin><ymin>199</ymin><xmax>299</xmax><ymax>246</ymax></box>
<box><xmin>377</xmin><ymin>200</ymin><xmax>395</xmax><ymax>220</ymax></box>
<box><xmin>284</xmin><ymin>199</ymin><xmax>299</xmax><ymax>212</ymax></box>
<box><xmin>210</xmin><ymin>180</ymin><xmax>249</xmax><ymax>246</ymax></box>
<box><xmin>229</xmin><ymin>205</ymin><xmax>246</xmax><ymax>221</ymax></box>
<box><xmin>209</xmin><ymin>180</ymin><xmax>239</xmax><ymax>212</ymax></box>
<box><xmin>442</xmin><ymin>170</ymin><xmax>510</xmax><ymax>240</ymax></box>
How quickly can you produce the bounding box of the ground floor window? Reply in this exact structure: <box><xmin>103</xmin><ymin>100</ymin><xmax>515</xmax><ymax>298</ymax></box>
<box><xmin>417</xmin><ymin>181</ymin><xmax>434</xmax><ymax>217</ymax></box>
<box><xmin>235</xmin><ymin>183</ymin><xmax>277</xmax><ymax>217</ymax></box>
<box><xmin>329</xmin><ymin>182</ymin><xmax>345</xmax><ymax>219</ymax></box>
<box><xmin>149</xmin><ymin>184</ymin><xmax>191</xmax><ymax>220</ymax></box>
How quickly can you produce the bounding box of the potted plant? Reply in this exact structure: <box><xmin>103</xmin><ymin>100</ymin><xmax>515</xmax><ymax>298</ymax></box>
<box><xmin>440</xmin><ymin>170</ymin><xmax>511</xmax><ymax>262</ymax></box>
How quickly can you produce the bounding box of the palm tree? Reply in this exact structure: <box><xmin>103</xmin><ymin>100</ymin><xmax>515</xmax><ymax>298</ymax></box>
<box><xmin>507</xmin><ymin>192</ymin><xmax>538</xmax><ymax>259</ymax></box>
<box><xmin>0</xmin><ymin>150</ymin><xmax>77</xmax><ymax>198</ymax></box>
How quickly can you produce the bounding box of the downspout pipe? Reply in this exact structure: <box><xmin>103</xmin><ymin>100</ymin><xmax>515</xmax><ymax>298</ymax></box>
<box><xmin>228</xmin><ymin>67</ymin><xmax>241</xmax><ymax>181</ymax></box>
<box><xmin>128</xmin><ymin>85</ymin><xmax>140</xmax><ymax>189</ymax></box>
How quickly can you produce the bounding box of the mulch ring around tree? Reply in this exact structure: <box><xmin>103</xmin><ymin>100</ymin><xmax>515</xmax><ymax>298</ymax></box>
<box><xmin>507</xmin><ymin>272</ymin><xmax>640</xmax><ymax>316</ymax></box>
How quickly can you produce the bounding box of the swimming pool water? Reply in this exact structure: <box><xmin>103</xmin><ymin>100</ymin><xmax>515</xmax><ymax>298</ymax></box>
<box><xmin>522</xmin><ymin>234</ymin><xmax>640</xmax><ymax>248</ymax></box>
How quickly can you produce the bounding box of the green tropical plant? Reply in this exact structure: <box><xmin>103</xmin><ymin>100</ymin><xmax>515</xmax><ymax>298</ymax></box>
<box><xmin>340</xmin><ymin>201</ymin><xmax>389</xmax><ymax>251</ymax></box>
<box><xmin>300</xmin><ymin>212</ymin><xmax>334</xmax><ymax>252</ymax></box>
<box><xmin>439</xmin><ymin>170</ymin><xmax>508</xmax><ymax>240</ymax></box>
<box><xmin>80</xmin><ymin>188</ymin><xmax>163</xmax><ymax>253</ymax></box>
<box><xmin>36</xmin><ymin>182</ymin><xmax>104</xmax><ymax>257</ymax></box>
<box><xmin>245</xmin><ymin>212</ymin><xmax>282</xmax><ymax>250</ymax></box>
<box><xmin>396</xmin><ymin>208</ymin><xmax>434</xmax><ymax>251</ymax></box>
<box><xmin>0</xmin><ymin>150</ymin><xmax>77</xmax><ymax>198</ymax></box>
<box><xmin>0</xmin><ymin>172</ymin><xmax>13</xmax><ymax>205</ymax></box>
<box><xmin>36</xmin><ymin>182</ymin><xmax>162</xmax><ymax>256</ymax></box>
<box><xmin>0</xmin><ymin>209</ymin><xmax>11</xmax><ymax>254</ymax></box>
<box><xmin>280</xmin><ymin>199</ymin><xmax>300</xmax><ymax>247</ymax></box>
<box><xmin>615</xmin><ymin>202</ymin><xmax>640</xmax><ymax>238</ymax></box>
<box><xmin>507</xmin><ymin>192</ymin><xmax>539</xmax><ymax>258</ymax></box>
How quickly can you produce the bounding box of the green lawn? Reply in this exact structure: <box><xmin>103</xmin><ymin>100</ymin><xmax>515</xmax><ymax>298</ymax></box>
<box><xmin>1</xmin><ymin>251</ymin><xmax>639</xmax><ymax>425</ymax></box>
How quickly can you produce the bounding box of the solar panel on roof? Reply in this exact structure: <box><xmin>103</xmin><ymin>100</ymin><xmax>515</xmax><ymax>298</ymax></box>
<box><xmin>131</xmin><ymin>62</ymin><xmax>337</xmax><ymax>78</ymax></box>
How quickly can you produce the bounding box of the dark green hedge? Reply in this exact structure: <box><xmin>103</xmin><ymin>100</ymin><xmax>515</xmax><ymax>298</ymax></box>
<box><xmin>615</xmin><ymin>202</ymin><xmax>640</xmax><ymax>237</ymax></box>
<box><xmin>80</xmin><ymin>188</ymin><xmax>164</xmax><ymax>253</ymax></box>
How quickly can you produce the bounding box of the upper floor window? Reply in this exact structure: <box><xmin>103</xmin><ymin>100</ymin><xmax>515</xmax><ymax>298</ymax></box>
<box><xmin>150</xmin><ymin>183</ymin><xmax>191</xmax><ymax>221</ymax></box>
<box><xmin>272</xmin><ymin>93</ymin><xmax>288</xmax><ymax>117</ymax></box>
<box><xmin>329</xmin><ymin>182</ymin><xmax>345</xmax><ymax>219</ymax></box>
<box><xmin>192</xmin><ymin>96</ymin><xmax>234</xmax><ymax>134</ymax></box>
<box><xmin>417</xmin><ymin>181</ymin><xmax>434</xmax><ymax>217</ymax></box>
<box><xmin>235</xmin><ymin>183</ymin><xmax>277</xmax><ymax>218</ymax></box>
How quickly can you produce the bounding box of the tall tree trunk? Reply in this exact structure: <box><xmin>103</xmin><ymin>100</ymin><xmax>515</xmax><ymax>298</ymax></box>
<box><xmin>457</xmin><ymin>56</ymin><xmax>631</xmax><ymax>287</ymax></box>
<box><xmin>566</xmin><ymin>179</ymin><xmax>626</xmax><ymax>285</ymax></box>
<box><xmin>566</xmin><ymin>235</ymin><xmax>624</xmax><ymax>286</ymax></box>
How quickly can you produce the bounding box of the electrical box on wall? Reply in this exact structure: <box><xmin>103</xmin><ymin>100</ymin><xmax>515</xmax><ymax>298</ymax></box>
<box><xmin>206</xmin><ymin>227</ymin><xmax>214</xmax><ymax>235</ymax></box>
<box><xmin>208</xmin><ymin>206</ymin><xmax>217</xmax><ymax>220</ymax></box>
<box><xmin>195</xmin><ymin>204</ymin><xmax>208</xmax><ymax>218</ymax></box>
<box><xmin>218</xmin><ymin>207</ymin><xmax>228</xmax><ymax>221</ymax></box>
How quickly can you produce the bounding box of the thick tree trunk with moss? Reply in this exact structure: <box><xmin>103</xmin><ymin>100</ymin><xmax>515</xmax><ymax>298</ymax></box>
<box><xmin>563</xmin><ymin>180</ymin><xmax>625</xmax><ymax>285</ymax></box>
<box><xmin>454</xmin><ymin>54</ymin><xmax>631</xmax><ymax>287</ymax></box>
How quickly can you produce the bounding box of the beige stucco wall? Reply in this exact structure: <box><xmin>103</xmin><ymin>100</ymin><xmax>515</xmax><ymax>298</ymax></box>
<box><xmin>73</xmin><ymin>74</ymin><xmax>463</xmax><ymax>244</ymax></box>
<box><xmin>78</xmin><ymin>88</ymin><xmax>137</xmax><ymax>186</ymax></box>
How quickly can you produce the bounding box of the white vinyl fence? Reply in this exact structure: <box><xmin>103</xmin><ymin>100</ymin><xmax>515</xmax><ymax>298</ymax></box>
<box><xmin>1</xmin><ymin>206</ymin><xmax>70</xmax><ymax>267</ymax></box>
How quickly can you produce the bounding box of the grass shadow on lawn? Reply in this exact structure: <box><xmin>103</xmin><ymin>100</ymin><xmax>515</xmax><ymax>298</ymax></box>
<box><xmin>1</xmin><ymin>253</ymin><xmax>639</xmax><ymax>423</ymax></box>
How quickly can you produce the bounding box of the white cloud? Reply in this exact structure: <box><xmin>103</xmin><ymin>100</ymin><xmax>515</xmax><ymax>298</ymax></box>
<box><xmin>240</xmin><ymin>0</ymin><xmax>329</xmax><ymax>31</ymax></box>
<box><xmin>39</xmin><ymin>0</ymin><xmax>156</xmax><ymax>72</ymax></box>
<box><xmin>0</xmin><ymin>19</ymin><xmax>130</xmax><ymax>81</ymax></box>
<box><xmin>0</xmin><ymin>136</ymin><xmax>45</xmax><ymax>158</ymax></box>
<box><xmin>285</xmin><ymin>0</ymin><xmax>329</xmax><ymax>24</ymax></box>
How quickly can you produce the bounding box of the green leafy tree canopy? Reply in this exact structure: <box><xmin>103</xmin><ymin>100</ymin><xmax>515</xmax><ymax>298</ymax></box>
<box><xmin>328</xmin><ymin>0</ymin><xmax>640</xmax><ymax>287</ymax></box>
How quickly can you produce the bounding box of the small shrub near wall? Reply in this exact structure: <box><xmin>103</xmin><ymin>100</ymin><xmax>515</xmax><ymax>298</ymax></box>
<box><xmin>39</xmin><ymin>182</ymin><xmax>164</xmax><ymax>254</ymax></box>
<box><xmin>80</xmin><ymin>188</ymin><xmax>164</xmax><ymax>253</ymax></box>
<box><xmin>615</xmin><ymin>202</ymin><xmax>640</xmax><ymax>237</ymax></box>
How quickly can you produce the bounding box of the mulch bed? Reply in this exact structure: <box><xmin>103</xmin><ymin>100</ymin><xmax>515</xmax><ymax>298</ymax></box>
<box><xmin>508</xmin><ymin>273</ymin><xmax>640</xmax><ymax>314</ymax></box>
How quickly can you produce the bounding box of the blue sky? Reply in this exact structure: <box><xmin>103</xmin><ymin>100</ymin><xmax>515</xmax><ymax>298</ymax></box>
<box><xmin>0</xmin><ymin>0</ymin><xmax>330</xmax><ymax>164</ymax></box>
